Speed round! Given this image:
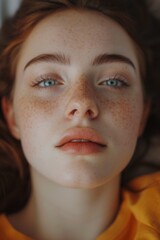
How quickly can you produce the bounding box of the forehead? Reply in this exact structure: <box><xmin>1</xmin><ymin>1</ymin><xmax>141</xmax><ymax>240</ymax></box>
<box><xmin>18</xmin><ymin>9</ymin><xmax>140</xmax><ymax>71</ymax></box>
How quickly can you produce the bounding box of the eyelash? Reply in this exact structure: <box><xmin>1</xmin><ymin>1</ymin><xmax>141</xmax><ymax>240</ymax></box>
<box><xmin>99</xmin><ymin>75</ymin><xmax>129</xmax><ymax>89</ymax></box>
<box><xmin>31</xmin><ymin>74</ymin><xmax>129</xmax><ymax>89</ymax></box>
<box><xmin>32</xmin><ymin>74</ymin><xmax>61</xmax><ymax>88</ymax></box>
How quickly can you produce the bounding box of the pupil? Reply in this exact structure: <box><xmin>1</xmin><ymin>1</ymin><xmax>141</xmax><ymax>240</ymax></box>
<box><xmin>110</xmin><ymin>80</ymin><xmax>116</xmax><ymax>85</ymax></box>
<box><xmin>46</xmin><ymin>80</ymin><xmax>53</xmax><ymax>86</ymax></box>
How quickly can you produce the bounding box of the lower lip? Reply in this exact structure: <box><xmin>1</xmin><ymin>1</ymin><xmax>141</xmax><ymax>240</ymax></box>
<box><xmin>57</xmin><ymin>142</ymin><xmax>105</xmax><ymax>155</ymax></box>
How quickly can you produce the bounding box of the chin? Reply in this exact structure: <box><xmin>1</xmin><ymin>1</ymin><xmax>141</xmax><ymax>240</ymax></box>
<box><xmin>51</xmin><ymin>167</ymin><xmax>112</xmax><ymax>189</ymax></box>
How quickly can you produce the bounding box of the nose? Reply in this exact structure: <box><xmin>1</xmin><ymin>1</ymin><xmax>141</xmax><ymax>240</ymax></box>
<box><xmin>65</xmin><ymin>80</ymin><xmax>99</xmax><ymax>120</ymax></box>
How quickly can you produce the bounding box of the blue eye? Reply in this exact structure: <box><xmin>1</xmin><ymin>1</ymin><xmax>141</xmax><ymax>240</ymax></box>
<box><xmin>38</xmin><ymin>79</ymin><xmax>58</xmax><ymax>88</ymax></box>
<box><xmin>101</xmin><ymin>79</ymin><xmax>128</xmax><ymax>88</ymax></box>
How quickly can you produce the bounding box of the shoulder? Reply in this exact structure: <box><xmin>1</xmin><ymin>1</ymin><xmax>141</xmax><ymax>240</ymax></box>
<box><xmin>0</xmin><ymin>214</ymin><xmax>31</xmax><ymax>240</ymax></box>
<box><xmin>98</xmin><ymin>172</ymin><xmax>160</xmax><ymax>240</ymax></box>
<box><xmin>126</xmin><ymin>171</ymin><xmax>160</xmax><ymax>191</ymax></box>
<box><xmin>123</xmin><ymin>172</ymin><xmax>160</xmax><ymax>236</ymax></box>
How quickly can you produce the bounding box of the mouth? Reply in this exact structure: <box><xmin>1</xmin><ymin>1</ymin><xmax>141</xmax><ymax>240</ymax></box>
<box><xmin>55</xmin><ymin>128</ymin><xmax>106</xmax><ymax>155</ymax></box>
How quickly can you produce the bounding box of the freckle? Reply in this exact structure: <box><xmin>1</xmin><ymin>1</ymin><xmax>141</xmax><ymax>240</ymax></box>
<box><xmin>17</xmin><ymin>95</ymin><xmax>59</xmax><ymax>129</ymax></box>
<box><xmin>118</xmin><ymin>98</ymin><xmax>140</xmax><ymax>129</ymax></box>
<box><xmin>70</xmin><ymin>75</ymin><xmax>95</xmax><ymax>102</ymax></box>
<box><xmin>98</xmin><ymin>95</ymin><xmax>138</xmax><ymax>130</ymax></box>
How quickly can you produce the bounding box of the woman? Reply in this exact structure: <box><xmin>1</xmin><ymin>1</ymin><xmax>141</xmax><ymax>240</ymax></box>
<box><xmin>0</xmin><ymin>0</ymin><xmax>160</xmax><ymax>239</ymax></box>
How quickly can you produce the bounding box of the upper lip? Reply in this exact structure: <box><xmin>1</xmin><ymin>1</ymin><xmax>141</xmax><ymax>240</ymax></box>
<box><xmin>55</xmin><ymin>127</ymin><xmax>106</xmax><ymax>147</ymax></box>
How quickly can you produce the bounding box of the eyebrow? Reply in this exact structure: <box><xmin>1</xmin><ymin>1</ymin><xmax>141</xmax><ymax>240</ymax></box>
<box><xmin>92</xmin><ymin>53</ymin><xmax>136</xmax><ymax>71</ymax></box>
<box><xmin>24</xmin><ymin>53</ymin><xmax>70</xmax><ymax>71</ymax></box>
<box><xmin>24</xmin><ymin>52</ymin><xmax>136</xmax><ymax>72</ymax></box>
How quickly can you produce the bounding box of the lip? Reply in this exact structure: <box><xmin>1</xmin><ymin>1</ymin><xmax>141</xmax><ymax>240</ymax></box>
<box><xmin>55</xmin><ymin>127</ymin><xmax>106</xmax><ymax>155</ymax></box>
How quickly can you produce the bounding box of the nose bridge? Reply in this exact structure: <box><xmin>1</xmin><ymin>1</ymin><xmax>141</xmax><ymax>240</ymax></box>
<box><xmin>65</xmin><ymin>75</ymin><xmax>99</xmax><ymax>119</ymax></box>
<box><xmin>73</xmin><ymin>75</ymin><xmax>93</xmax><ymax>101</ymax></box>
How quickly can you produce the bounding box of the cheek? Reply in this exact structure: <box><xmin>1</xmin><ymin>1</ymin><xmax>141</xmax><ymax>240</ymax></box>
<box><xmin>15</xmin><ymin>95</ymin><xmax>58</xmax><ymax>121</ymax></box>
<box><xmin>110</xmin><ymin>98</ymin><xmax>141</xmax><ymax>129</ymax></box>
<box><xmin>13</xmin><ymin>94</ymin><xmax>63</xmax><ymax>166</ymax></box>
<box><xmin>13</xmin><ymin>95</ymin><xmax>60</xmax><ymax>145</ymax></box>
<box><xmin>99</xmin><ymin>94</ymin><xmax>144</xmax><ymax>139</ymax></box>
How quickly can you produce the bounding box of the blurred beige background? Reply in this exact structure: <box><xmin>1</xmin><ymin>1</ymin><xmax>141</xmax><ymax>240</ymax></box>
<box><xmin>0</xmin><ymin>0</ymin><xmax>21</xmax><ymax>27</ymax></box>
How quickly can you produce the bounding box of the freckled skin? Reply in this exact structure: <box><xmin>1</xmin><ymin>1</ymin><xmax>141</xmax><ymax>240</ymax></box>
<box><xmin>10</xmin><ymin>9</ymin><xmax>148</xmax><ymax>188</ymax></box>
<box><xmin>107</xmin><ymin>98</ymin><xmax>137</xmax><ymax>130</ymax></box>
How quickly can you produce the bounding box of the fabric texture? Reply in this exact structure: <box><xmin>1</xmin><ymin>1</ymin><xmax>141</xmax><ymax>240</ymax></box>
<box><xmin>98</xmin><ymin>172</ymin><xmax>160</xmax><ymax>239</ymax></box>
<box><xmin>0</xmin><ymin>172</ymin><xmax>160</xmax><ymax>240</ymax></box>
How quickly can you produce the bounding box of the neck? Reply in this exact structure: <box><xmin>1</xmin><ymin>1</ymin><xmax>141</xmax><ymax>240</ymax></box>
<box><xmin>8</xmin><ymin>169</ymin><xmax>121</xmax><ymax>240</ymax></box>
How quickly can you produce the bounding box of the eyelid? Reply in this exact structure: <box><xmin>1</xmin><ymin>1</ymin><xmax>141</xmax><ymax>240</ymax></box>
<box><xmin>31</xmin><ymin>73</ymin><xmax>63</xmax><ymax>87</ymax></box>
<box><xmin>99</xmin><ymin>74</ymin><xmax>130</xmax><ymax>87</ymax></box>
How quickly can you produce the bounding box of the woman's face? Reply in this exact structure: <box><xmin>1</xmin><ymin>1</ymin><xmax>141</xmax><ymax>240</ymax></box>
<box><xmin>5</xmin><ymin>9</ymin><xmax>149</xmax><ymax>188</ymax></box>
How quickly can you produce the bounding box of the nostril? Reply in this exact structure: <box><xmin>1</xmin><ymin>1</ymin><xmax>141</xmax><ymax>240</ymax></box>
<box><xmin>70</xmin><ymin>109</ymin><xmax>79</xmax><ymax>116</ymax></box>
<box><xmin>67</xmin><ymin>107</ymin><xmax>98</xmax><ymax>120</ymax></box>
<box><xmin>65</xmin><ymin>96</ymin><xmax>99</xmax><ymax>120</ymax></box>
<box><xmin>85</xmin><ymin>109</ymin><xmax>95</xmax><ymax>118</ymax></box>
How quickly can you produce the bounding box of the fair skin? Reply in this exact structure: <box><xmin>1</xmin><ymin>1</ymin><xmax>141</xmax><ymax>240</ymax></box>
<box><xmin>3</xmin><ymin>9</ymin><xmax>149</xmax><ymax>240</ymax></box>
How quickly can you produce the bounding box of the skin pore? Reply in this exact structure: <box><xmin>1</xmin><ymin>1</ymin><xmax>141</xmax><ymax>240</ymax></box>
<box><xmin>3</xmin><ymin>8</ymin><xmax>149</xmax><ymax>240</ymax></box>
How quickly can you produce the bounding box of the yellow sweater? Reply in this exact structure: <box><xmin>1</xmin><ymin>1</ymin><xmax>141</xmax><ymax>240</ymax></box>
<box><xmin>0</xmin><ymin>172</ymin><xmax>160</xmax><ymax>240</ymax></box>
